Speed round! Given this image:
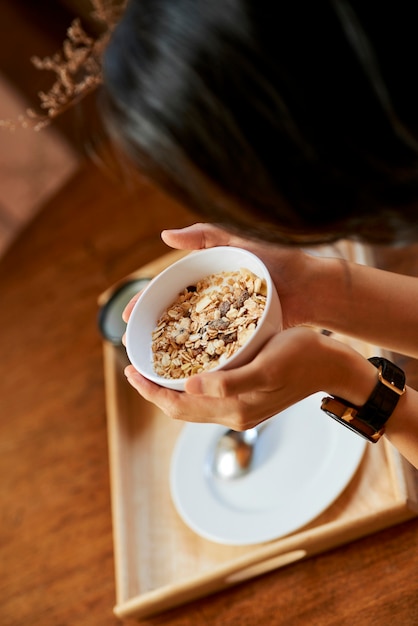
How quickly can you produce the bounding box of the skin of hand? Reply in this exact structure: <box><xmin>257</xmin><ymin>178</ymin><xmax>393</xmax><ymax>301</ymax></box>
<box><xmin>124</xmin><ymin>327</ymin><xmax>379</xmax><ymax>430</ymax></box>
<box><xmin>123</xmin><ymin>223</ymin><xmax>322</xmax><ymax>331</ymax></box>
<box><xmin>162</xmin><ymin>223</ymin><xmax>318</xmax><ymax>331</ymax></box>
<box><xmin>159</xmin><ymin>223</ymin><xmax>418</xmax><ymax>359</ymax></box>
<box><xmin>122</xmin><ymin>223</ymin><xmax>376</xmax><ymax>428</ymax></box>
<box><xmin>122</xmin><ymin>223</ymin><xmax>418</xmax><ymax>467</ymax></box>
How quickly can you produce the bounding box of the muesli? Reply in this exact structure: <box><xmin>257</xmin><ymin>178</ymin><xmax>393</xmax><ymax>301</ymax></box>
<box><xmin>151</xmin><ymin>268</ymin><xmax>267</xmax><ymax>379</ymax></box>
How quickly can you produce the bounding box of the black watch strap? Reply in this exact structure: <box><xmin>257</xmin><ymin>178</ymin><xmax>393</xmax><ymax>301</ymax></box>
<box><xmin>321</xmin><ymin>357</ymin><xmax>406</xmax><ymax>443</ymax></box>
<box><xmin>357</xmin><ymin>357</ymin><xmax>406</xmax><ymax>431</ymax></box>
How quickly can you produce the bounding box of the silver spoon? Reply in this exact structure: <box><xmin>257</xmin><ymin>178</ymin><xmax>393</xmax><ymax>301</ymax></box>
<box><xmin>211</xmin><ymin>424</ymin><xmax>265</xmax><ymax>480</ymax></box>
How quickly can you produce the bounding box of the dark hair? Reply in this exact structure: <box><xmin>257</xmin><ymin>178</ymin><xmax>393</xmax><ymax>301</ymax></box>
<box><xmin>102</xmin><ymin>0</ymin><xmax>418</xmax><ymax>245</ymax></box>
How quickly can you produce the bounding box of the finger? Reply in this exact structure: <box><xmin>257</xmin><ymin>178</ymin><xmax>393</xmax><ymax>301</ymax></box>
<box><xmin>124</xmin><ymin>366</ymin><xmax>232</xmax><ymax>423</ymax></box>
<box><xmin>122</xmin><ymin>291</ymin><xmax>143</xmax><ymax>322</ymax></box>
<box><xmin>184</xmin><ymin>332</ymin><xmax>290</xmax><ymax>398</ymax></box>
<box><xmin>184</xmin><ymin>361</ymin><xmax>265</xmax><ymax>398</ymax></box>
<box><xmin>124</xmin><ymin>366</ymin><xmax>184</xmax><ymax>417</ymax></box>
<box><xmin>161</xmin><ymin>223</ymin><xmax>232</xmax><ymax>250</ymax></box>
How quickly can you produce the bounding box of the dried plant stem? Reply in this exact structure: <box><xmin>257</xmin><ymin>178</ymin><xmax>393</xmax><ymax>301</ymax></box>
<box><xmin>1</xmin><ymin>0</ymin><xmax>127</xmax><ymax>131</ymax></box>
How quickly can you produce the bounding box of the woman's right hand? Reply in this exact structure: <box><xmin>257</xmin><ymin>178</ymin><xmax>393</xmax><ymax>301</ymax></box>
<box><xmin>123</xmin><ymin>325</ymin><xmax>380</xmax><ymax>430</ymax></box>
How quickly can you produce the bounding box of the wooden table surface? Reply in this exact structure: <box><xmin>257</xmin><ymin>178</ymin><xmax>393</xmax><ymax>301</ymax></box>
<box><xmin>1</xmin><ymin>159</ymin><xmax>418</xmax><ymax>626</ymax></box>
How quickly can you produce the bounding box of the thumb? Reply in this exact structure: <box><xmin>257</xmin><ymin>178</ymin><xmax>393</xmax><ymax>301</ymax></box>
<box><xmin>184</xmin><ymin>362</ymin><xmax>263</xmax><ymax>398</ymax></box>
<box><xmin>161</xmin><ymin>223</ymin><xmax>232</xmax><ymax>250</ymax></box>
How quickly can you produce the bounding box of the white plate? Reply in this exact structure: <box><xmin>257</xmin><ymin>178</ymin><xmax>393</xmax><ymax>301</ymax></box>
<box><xmin>170</xmin><ymin>393</ymin><xmax>366</xmax><ymax>545</ymax></box>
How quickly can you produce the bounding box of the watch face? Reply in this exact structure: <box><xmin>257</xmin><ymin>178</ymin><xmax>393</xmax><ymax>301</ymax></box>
<box><xmin>321</xmin><ymin>360</ymin><xmax>405</xmax><ymax>443</ymax></box>
<box><xmin>322</xmin><ymin>406</ymin><xmax>375</xmax><ymax>442</ymax></box>
<box><xmin>322</xmin><ymin>408</ymin><xmax>383</xmax><ymax>443</ymax></box>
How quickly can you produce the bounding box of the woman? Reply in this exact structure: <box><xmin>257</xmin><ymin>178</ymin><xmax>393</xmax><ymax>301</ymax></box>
<box><xmin>102</xmin><ymin>0</ymin><xmax>418</xmax><ymax>466</ymax></box>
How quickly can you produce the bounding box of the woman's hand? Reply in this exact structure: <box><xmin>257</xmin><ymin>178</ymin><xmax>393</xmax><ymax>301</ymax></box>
<box><xmin>121</xmin><ymin>221</ymin><xmax>351</xmax><ymax>430</ymax></box>
<box><xmin>161</xmin><ymin>223</ymin><xmax>325</xmax><ymax>330</ymax></box>
<box><xmin>122</xmin><ymin>221</ymin><xmax>325</xmax><ymax>337</ymax></box>
<box><xmin>122</xmin><ymin>221</ymin><xmax>373</xmax><ymax>430</ymax></box>
<box><xmin>120</xmin><ymin>221</ymin><xmax>418</xmax><ymax>467</ymax></box>
<box><xmin>162</xmin><ymin>223</ymin><xmax>418</xmax><ymax>359</ymax></box>
<box><xmin>124</xmin><ymin>327</ymin><xmax>377</xmax><ymax>430</ymax></box>
<box><xmin>122</xmin><ymin>222</ymin><xmax>339</xmax><ymax>333</ymax></box>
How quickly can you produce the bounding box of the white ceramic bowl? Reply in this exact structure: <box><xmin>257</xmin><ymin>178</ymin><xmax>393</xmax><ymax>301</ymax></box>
<box><xmin>125</xmin><ymin>246</ymin><xmax>282</xmax><ymax>390</ymax></box>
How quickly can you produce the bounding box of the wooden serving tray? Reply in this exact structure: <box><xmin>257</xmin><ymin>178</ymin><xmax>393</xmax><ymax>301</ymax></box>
<box><xmin>101</xmin><ymin>251</ymin><xmax>418</xmax><ymax>622</ymax></box>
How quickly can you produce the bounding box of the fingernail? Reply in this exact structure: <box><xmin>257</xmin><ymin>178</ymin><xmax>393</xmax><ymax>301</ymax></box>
<box><xmin>124</xmin><ymin>366</ymin><xmax>138</xmax><ymax>380</ymax></box>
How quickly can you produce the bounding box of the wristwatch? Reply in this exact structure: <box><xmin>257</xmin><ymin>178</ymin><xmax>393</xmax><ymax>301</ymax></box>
<box><xmin>321</xmin><ymin>357</ymin><xmax>406</xmax><ymax>442</ymax></box>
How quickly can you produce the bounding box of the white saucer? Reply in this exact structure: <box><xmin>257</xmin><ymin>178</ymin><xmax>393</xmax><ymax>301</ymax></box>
<box><xmin>170</xmin><ymin>393</ymin><xmax>366</xmax><ymax>545</ymax></box>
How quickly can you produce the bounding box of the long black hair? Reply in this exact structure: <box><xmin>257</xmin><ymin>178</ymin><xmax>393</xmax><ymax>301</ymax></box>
<box><xmin>102</xmin><ymin>0</ymin><xmax>418</xmax><ymax>245</ymax></box>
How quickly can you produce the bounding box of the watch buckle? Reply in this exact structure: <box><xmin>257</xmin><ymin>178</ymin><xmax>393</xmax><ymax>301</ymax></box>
<box><xmin>377</xmin><ymin>365</ymin><xmax>406</xmax><ymax>396</ymax></box>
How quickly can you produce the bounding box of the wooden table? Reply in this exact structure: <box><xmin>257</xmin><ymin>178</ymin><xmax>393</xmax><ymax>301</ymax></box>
<box><xmin>1</xmin><ymin>159</ymin><xmax>418</xmax><ymax>626</ymax></box>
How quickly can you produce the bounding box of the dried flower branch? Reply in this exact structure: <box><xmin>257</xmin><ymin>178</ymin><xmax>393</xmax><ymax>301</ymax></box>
<box><xmin>1</xmin><ymin>0</ymin><xmax>127</xmax><ymax>132</ymax></box>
